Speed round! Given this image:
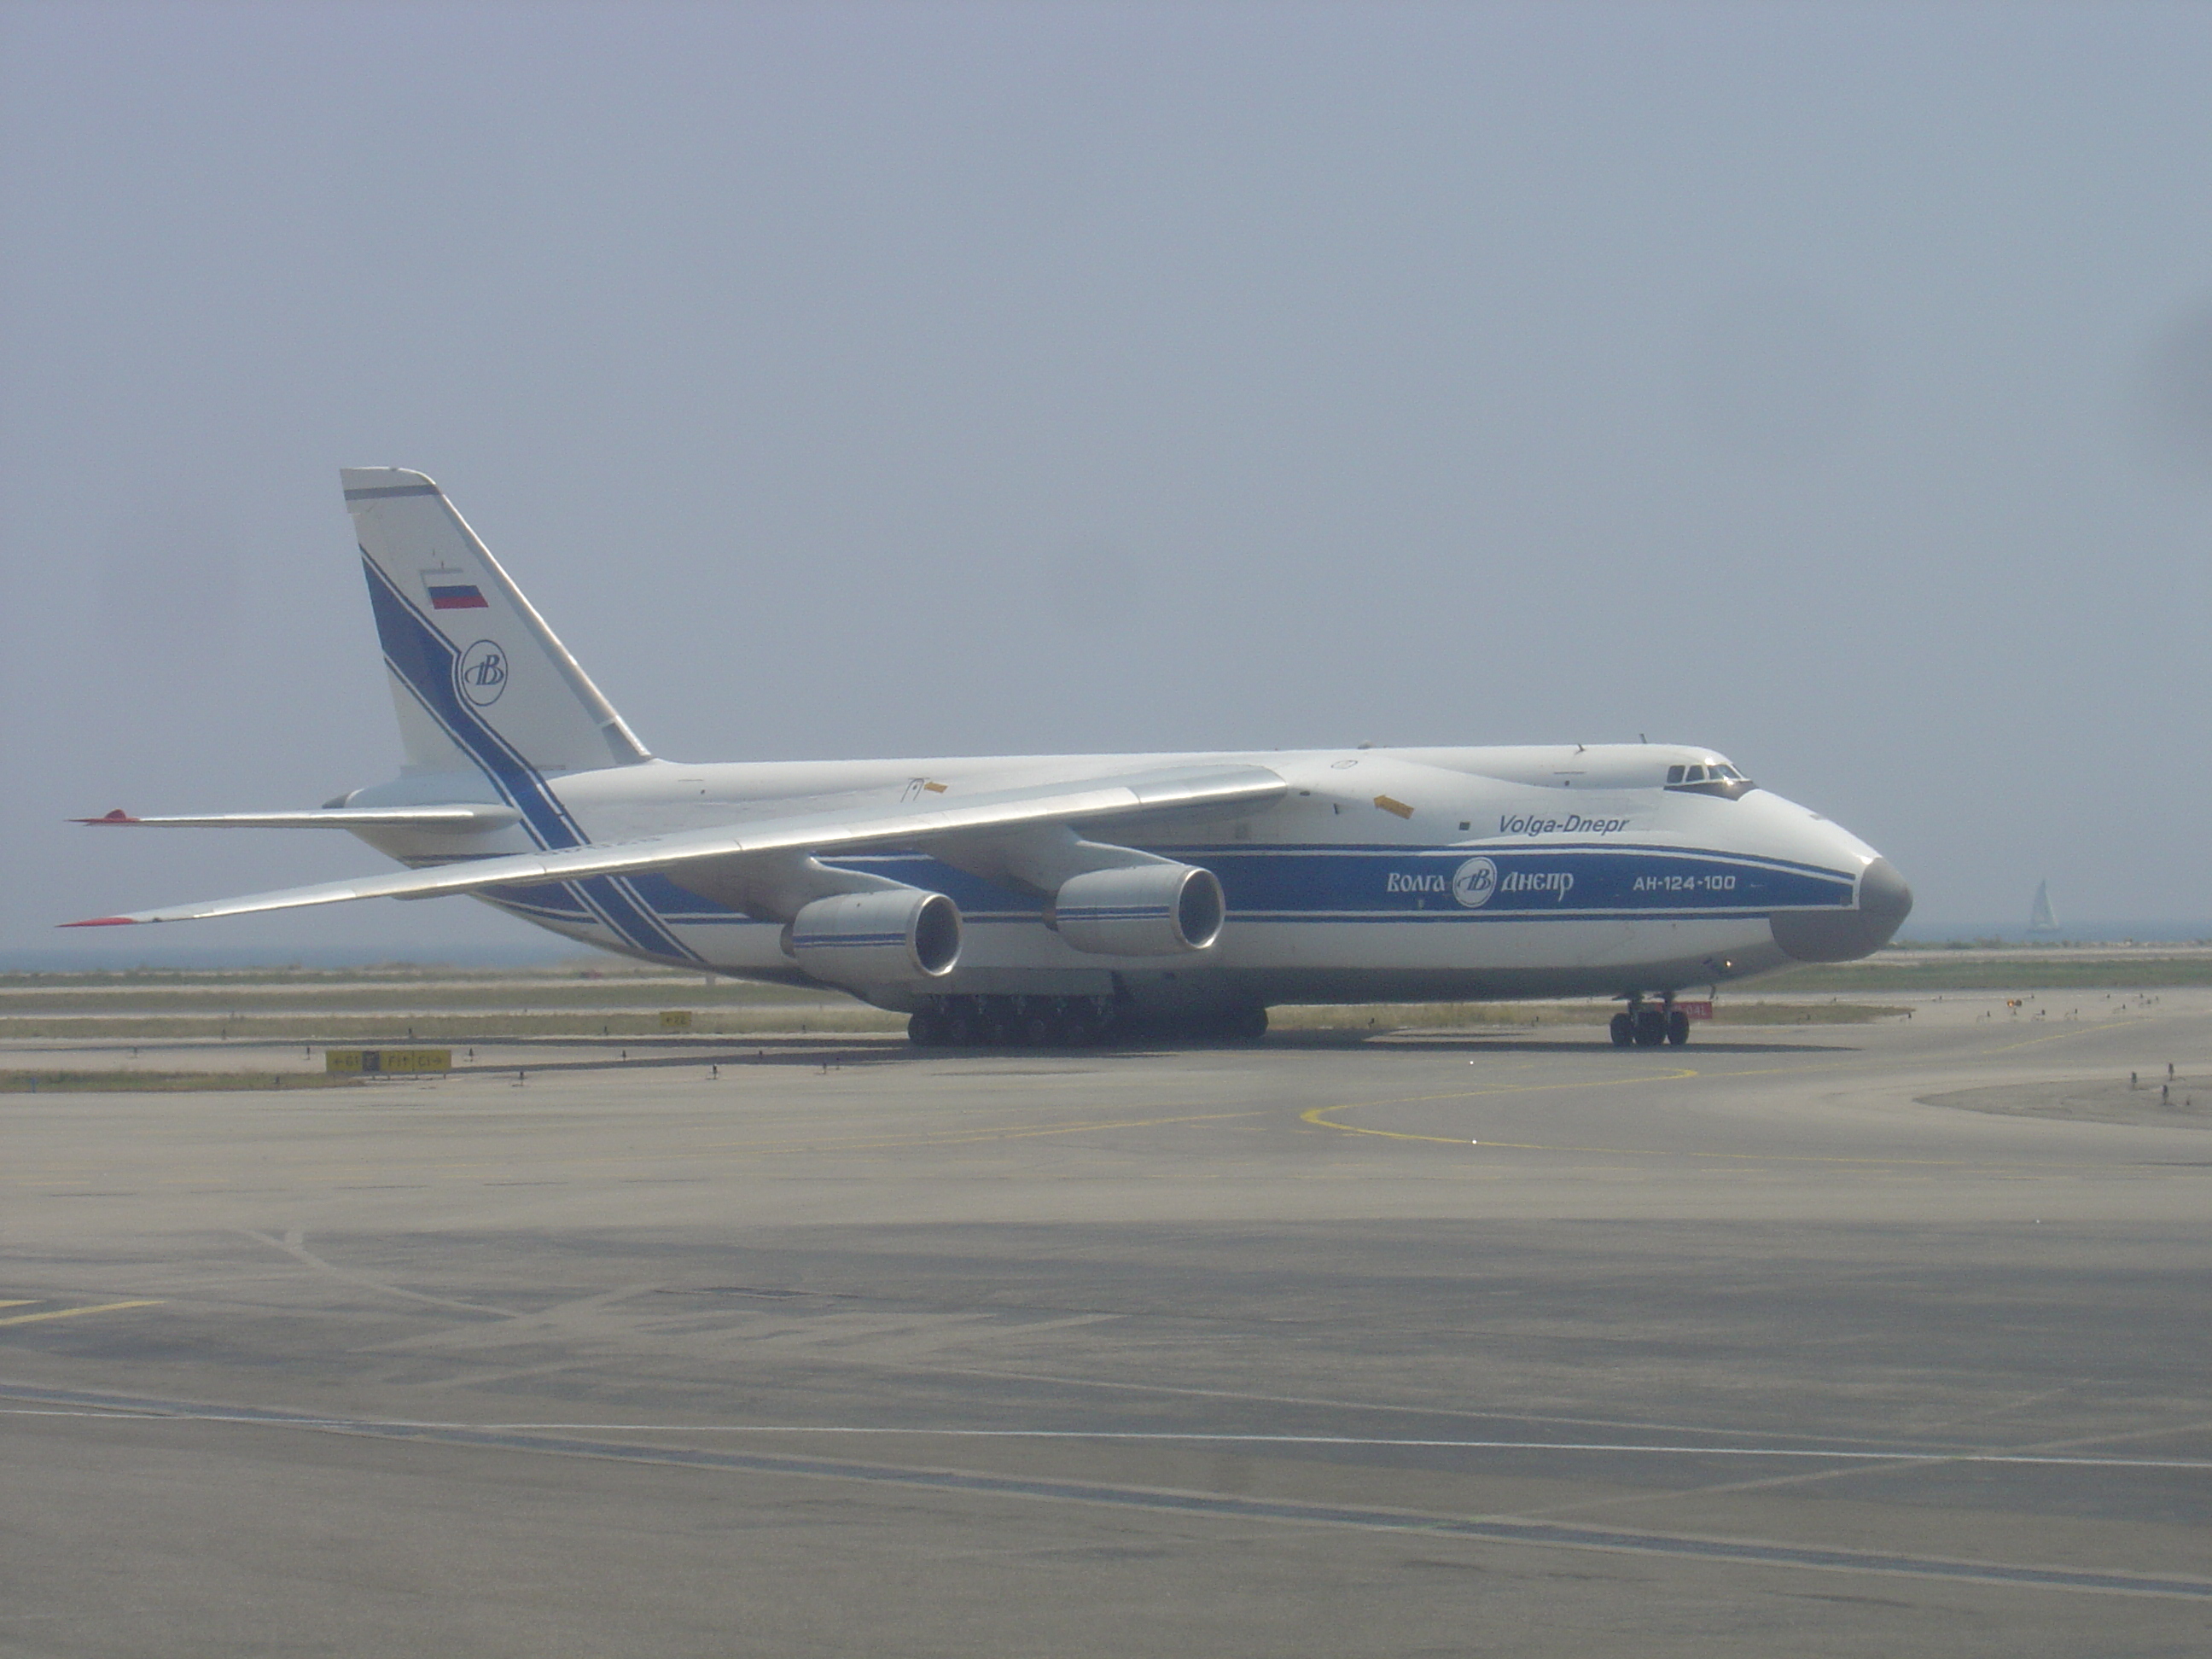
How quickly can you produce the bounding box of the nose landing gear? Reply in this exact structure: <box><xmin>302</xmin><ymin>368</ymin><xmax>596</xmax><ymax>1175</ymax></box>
<box><xmin>1611</xmin><ymin>996</ymin><xmax>1691</xmax><ymax>1048</ymax></box>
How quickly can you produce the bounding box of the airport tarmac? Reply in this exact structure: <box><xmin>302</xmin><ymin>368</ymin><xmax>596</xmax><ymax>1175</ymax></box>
<box><xmin>4</xmin><ymin>992</ymin><xmax>2209</xmax><ymax>1656</ymax></box>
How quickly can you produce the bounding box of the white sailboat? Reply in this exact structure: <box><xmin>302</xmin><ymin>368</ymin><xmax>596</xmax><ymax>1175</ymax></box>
<box><xmin>2028</xmin><ymin>880</ymin><xmax>2059</xmax><ymax>935</ymax></box>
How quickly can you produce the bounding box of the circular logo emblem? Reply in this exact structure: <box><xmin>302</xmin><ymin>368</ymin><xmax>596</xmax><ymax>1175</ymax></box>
<box><xmin>457</xmin><ymin>639</ymin><xmax>509</xmax><ymax>707</ymax></box>
<box><xmin>1452</xmin><ymin>856</ymin><xmax>1499</xmax><ymax>909</ymax></box>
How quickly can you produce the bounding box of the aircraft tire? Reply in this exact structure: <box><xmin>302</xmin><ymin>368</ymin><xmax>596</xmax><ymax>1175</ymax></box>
<box><xmin>942</xmin><ymin>1005</ymin><xmax>978</xmax><ymax>1046</ymax></box>
<box><xmin>908</xmin><ymin>1010</ymin><xmax>944</xmax><ymax>1048</ymax></box>
<box><xmin>1021</xmin><ymin>1006</ymin><xmax>1058</xmax><ymax>1047</ymax></box>
<box><xmin>1610</xmin><ymin>1012</ymin><xmax>1634</xmax><ymax>1047</ymax></box>
<box><xmin>1633</xmin><ymin>1007</ymin><xmax>1668</xmax><ymax>1047</ymax></box>
<box><xmin>1219</xmin><ymin>1004</ymin><xmax>1269</xmax><ymax>1041</ymax></box>
<box><xmin>1048</xmin><ymin>999</ymin><xmax>1103</xmax><ymax>1048</ymax></box>
<box><xmin>1667</xmin><ymin>1009</ymin><xmax>1691</xmax><ymax>1046</ymax></box>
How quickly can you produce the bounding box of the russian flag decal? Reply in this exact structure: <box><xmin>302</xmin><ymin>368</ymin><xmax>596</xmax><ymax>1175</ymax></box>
<box><xmin>427</xmin><ymin>582</ymin><xmax>489</xmax><ymax>610</ymax></box>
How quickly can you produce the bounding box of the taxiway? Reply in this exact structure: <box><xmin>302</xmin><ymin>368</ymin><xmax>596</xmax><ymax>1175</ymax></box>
<box><xmin>4</xmin><ymin>995</ymin><xmax>2208</xmax><ymax>1656</ymax></box>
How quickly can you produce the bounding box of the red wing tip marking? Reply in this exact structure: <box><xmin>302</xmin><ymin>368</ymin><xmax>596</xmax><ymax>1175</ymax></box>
<box><xmin>75</xmin><ymin>810</ymin><xmax>137</xmax><ymax>824</ymax></box>
<box><xmin>61</xmin><ymin>917</ymin><xmax>141</xmax><ymax>928</ymax></box>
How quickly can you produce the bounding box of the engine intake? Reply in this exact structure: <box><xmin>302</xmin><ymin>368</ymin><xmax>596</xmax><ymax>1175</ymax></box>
<box><xmin>1053</xmin><ymin>864</ymin><xmax>1225</xmax><ymax>957</ymax></box>
<box><xmin>787</xmin><ymin>888</ymin><xmax>962</xmax><ymax>990</ymax></box>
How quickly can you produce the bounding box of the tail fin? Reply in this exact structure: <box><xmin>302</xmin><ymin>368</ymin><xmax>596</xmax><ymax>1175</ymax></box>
<box><xmin>343</xmin><ymin>469</ymin><xmax>651</xmax><ymax>777</ymax></box>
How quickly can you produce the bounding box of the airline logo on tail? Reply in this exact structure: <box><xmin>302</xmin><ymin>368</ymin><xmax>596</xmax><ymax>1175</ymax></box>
<box><xmin>457</xmin><ymin>640</ymin><xmax>508</xmax><ymax>706</ymax></box>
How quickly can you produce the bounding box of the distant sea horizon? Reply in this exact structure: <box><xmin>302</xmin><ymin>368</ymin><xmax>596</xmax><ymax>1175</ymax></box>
<box><xmin>1886</xmin><ymin>922</ymin><xmax>2212</xmax><ymax>947</ymax></box>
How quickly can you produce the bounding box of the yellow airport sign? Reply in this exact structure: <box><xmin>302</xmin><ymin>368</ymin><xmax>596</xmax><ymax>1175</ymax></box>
<box><xmin>325</xmin><ymin>1048</ymin><xmax>452</xmax><ymax>1074</ymax></box>
<box><xmin>659</xmin><ymin>1010</ymin><xmax>694</xmax><ymax>1030</ymax></box>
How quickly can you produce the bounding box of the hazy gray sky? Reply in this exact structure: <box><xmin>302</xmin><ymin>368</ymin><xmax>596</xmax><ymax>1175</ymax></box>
<box><xmin>4</xmin><ymin>0</ymin><xmax>2209</xmax><ymax>960</ymax></box>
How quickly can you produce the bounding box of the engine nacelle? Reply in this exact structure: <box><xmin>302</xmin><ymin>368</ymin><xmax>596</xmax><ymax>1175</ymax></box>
<box><xmin>1052</xmin><ymin>864</ymin><xmax>1225</xmax><ymax>957</ymax></box>
<box><xmin>786</xmin><ymin>888</ymin><xmax>962</xmax><ymax>991</ymax></box>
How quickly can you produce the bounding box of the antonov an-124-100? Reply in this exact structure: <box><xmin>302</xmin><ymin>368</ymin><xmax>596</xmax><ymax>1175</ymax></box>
<box><xmin>70</xmin><ymin>469</ymin><xmax>1912</xmax><ymax>1048</ymax></box>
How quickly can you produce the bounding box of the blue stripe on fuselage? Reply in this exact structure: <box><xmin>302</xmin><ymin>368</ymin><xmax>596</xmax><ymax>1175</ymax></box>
<box><xmin>417</xmin><ymin>835</ymin><xmax>1849</xmax><ymax>943</ymax></box>
<box><xmin>824</xmin><ymin>846</ymin><xmax>1852</xmax><ymax>921</ymax></box>
<box><xmin>1200</xmin><ymin>844</ymin><xmax>1852</xmax><ymax>917</ymax></box>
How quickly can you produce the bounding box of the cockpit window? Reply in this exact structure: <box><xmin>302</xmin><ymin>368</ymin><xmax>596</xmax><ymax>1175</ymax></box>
<box><xmin>1666</xmin><ymin>759</ymin><xmax>1756</xmax><ymax>799</ymax></box>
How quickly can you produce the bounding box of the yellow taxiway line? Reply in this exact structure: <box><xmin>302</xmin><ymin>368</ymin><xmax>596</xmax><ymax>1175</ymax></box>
<box><xmin>0</xmin><ymin>1300</ymin><xmax>166</xmax><ymax>1328</ymax></box>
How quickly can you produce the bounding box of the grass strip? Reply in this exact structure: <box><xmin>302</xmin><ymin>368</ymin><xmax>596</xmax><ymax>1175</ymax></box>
<box><xmin>0</xmin><ymin>983</ymin><xmax>851</xmax><ymax>1014</ymax></box>
<box><xmin>0</xmin><ymin>1001</ymin><xmax>1918</xmax><ymax>1042</ymax></box>
<box><xmin>0</xmin><ymin>1069</ymin><xmax>361</xmax><ymax>1093</ymax></box>
<box><xmin>1269</xmin><ymin>1001</ymin><xmax>1907</xmax><ymax>1031</ymax></box>
<box><xmin>0</xmin><ymin>1010</ymin><xmax>906</xmax><ymax>1041</ymax></box>
<box><xmin>1761</xmin><ymin>958</ymin><xmax>2212</xmax><ymax>992</ymax></box>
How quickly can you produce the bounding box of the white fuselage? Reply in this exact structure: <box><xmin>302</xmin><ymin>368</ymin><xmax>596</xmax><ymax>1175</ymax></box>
<box><xmin>340</xmin><ymin>742</ymin><xmax>1889</xmax><ymax>1012</ymax></box>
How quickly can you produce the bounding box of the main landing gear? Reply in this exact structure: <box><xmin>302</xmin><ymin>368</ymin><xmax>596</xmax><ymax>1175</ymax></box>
<box><xmin>906</xmin><ymin>995</ymin><xmax>1269</xmax><ymax>1050</ymax></box>
<box><xmin>1610</xmin><ymin>996</ymin><xmax>1691</xmax><ymax>1049</ymax></box>
<box><xmin>909</xmin><ymin>994</ymin><xmax>1106</xmax><ymax>1050</ymax></box>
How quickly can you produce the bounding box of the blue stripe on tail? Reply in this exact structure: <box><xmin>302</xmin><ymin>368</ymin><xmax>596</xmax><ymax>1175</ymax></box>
<box><xmin>362</xmin><ymin>556</ymin><xmax>701</xmax><ymax>963</ymax></box>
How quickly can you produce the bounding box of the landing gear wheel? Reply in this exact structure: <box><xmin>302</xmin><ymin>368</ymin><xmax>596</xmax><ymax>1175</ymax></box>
<box><xmin>1610</xmin><ymin>1012</ymin><xmax>1634</xmax><ymax>1048</ymax></box>
<box><xmin>982</xmin><ymin>1001</ymin><xmax>1021</xmax><ymax>1045</ymax></box>
<box><xmin>1666</xmin><ymin>1009</ymin><xmax>1691</xmax><ymax>1046</ymax></box>
<box><xmin>942</xmin><ymin>1006</ymin><xmax>978</xmax><ymax>1046</ymax></box>
<box><xmin>1633</xmin><ymin>1006</ymin><xmax>1668</xmax><ymax>1047</ymax></box>
<box><xmin>1021</xmin><ymin>1007</ymin><xmax>1058</xmax><ymax>1048</ymax></box>
<box><xmin>907</xmin><ymin>1010</ymin><xmax>944</xmax><ymax>1048</ymax></box>
<box><xmin>1220</xmin><ymin>1004</ymin><xmax>1269</xmax><ymax>1042</ymax></box>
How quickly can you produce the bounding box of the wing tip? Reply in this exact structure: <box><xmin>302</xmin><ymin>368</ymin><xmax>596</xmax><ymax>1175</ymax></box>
<box><xmin>61</xmin><ymin>916</ymin><xmax>142</xmax><ymax>928</ymax></box>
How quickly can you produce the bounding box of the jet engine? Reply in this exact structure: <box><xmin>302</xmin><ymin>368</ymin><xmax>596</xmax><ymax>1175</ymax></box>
<box><xmin>1052</xmin><ymin>864</ymin><xmax>1225</xmax><ymax>957</ymax></box>
<box><xmin>785</xmin><ymin>888</ymin><xmax>963</xmax><ymax>992</ymax></box>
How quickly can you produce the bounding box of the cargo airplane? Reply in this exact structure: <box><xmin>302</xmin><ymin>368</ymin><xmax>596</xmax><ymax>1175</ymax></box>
<box><xmin>69</xmin><ymin>469</ymin><xmax>1912</xmax><ymax>1048</ymax></box>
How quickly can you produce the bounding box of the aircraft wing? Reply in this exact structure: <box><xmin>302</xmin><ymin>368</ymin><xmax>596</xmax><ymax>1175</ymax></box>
<box><xmin>66</xmin><ymin>763</ymin><xmax>1284</xmax><ymax>926</ymax></box>
<box><xmin>74</xmin><ymin>806</ymin><xmax>521</xmax><ymax>832</ymax></box>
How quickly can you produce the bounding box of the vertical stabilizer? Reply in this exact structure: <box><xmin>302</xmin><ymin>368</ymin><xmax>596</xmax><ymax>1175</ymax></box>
<box><xmin>343</xmin><ymin>469</ymin><xmax>651</xmax><ymax>777</ymax></box>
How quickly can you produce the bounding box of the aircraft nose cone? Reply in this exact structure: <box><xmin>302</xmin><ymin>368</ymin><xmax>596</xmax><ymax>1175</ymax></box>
<box><xmin>1858</xmin><ymin>856</ymin><xmax>1913</xmax><ymax>927</ymax></box>
<box><xmin>1770</xmin><ymin>855</ymin><xmax>1914</xmax><ymax>963</ymax></box>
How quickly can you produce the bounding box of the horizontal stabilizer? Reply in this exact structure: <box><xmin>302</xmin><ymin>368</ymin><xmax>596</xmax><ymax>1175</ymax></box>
<box><xmin>63</xmin><ymin>764</ymin><xmax>1285</xmax><ymax>927</ymax></box>
<box><xmin>74</xmin><ymin>806</ymin><xmax>521</xmax><ymax>832</ymax></box>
